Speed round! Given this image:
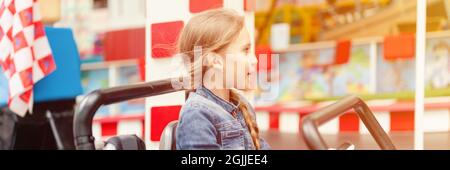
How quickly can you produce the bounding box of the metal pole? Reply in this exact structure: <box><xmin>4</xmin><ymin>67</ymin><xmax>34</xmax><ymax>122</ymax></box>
<box><xmin>145</xmin><ymin>0</ymin><xmax>151</xmax><ymax>149</ymax></box>
<box><xmin>414</xmin><ymin>0</ymin><xmax>426</xmax><ymax>150</ymax></box>
<box><xmin>46</xmin><ymin>111</ymin><xmax>64</xmax><ymax>150</ymax></box>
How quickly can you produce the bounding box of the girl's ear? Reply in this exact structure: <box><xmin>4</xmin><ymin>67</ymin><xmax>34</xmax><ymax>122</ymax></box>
<box><xmin>212</xmin><ymin>55</ymin><xmax>224</xmax><ymax>71</ymax></box>
<box><xmin>204</xmin><ymin>52</ymin><xmax>224</xmax><ymax>71</ymax></box>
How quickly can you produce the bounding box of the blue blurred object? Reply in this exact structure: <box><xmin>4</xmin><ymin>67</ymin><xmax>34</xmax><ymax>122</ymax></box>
<box><xmin>81</xmin><ymin>55</ymin><xmax>104</xmax><ymax>64</ymax></box>
<box><xmin>0</xmin><ymin>69</ymin><xmax>8</xmax><ymax>107</ymax></box>
<box><xmin>81</xmin><ymin>69</ymin><xmax>110</xmax><ymax>116</ymax></box>
<box><xmin>33</xmin><ymin>27</ymin><xmax>83</xmax><ymax>102</ymax></box>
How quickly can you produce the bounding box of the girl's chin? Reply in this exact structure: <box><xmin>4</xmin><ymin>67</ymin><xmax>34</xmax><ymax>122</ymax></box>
<box><xmin>246</xmin><ymin>74</ymin><xmax>257</xmax><ymax>89</ymax></box>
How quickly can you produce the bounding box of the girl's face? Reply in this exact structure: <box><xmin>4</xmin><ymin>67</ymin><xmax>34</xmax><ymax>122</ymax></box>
<box><xmin>221</xmin><ymin>28</ymin><xmax>258</xmax><ymax>90</ymax></box>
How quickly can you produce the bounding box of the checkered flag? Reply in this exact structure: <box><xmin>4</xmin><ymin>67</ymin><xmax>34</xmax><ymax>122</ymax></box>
<box><xmin>0</xmin><ymin>0</ymin><xmax>56</xmax><ymax>116</ymax></box>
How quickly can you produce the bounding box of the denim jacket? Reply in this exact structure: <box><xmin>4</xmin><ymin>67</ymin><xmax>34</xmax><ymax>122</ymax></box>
<box><xmin>176</xmin><ymin>86</ymin><xmax>271</xmax><ymax>150</ymax></box>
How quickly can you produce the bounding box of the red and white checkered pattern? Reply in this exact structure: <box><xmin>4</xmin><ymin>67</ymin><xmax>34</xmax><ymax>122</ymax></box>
<box><xmin>0</xmin><ymin>0</ymin><xmax>56</xmax><ymax>116</ymax></box>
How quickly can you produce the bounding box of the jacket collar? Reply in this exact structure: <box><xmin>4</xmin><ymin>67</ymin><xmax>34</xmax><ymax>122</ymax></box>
<box><xmin>195</xmin><ymin>86</ymin><xmax>240</xmax><ymax>114</ymax></box>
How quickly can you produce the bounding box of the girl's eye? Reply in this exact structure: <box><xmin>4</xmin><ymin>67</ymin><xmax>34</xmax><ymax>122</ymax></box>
<box><xmin>243</xmin><ymin>47</ymin><xmax>250</xmax><ymax>54</ymax></box>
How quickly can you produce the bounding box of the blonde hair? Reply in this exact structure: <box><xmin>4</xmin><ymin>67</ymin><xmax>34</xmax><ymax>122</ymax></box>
<box><xmin>178</xmin><ymin>9</ymin><xmax>261</xmax><ymax>149</ymax></box>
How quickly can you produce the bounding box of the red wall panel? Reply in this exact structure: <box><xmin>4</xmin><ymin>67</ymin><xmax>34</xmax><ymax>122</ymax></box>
<box><xmin>190</xmin><ymin>0</ymin><xmax>223</xmax><ymax>13</ymax></box>
<box><xmin>104</xmin><ymin>28</ymin><xmax>145</xmax><ymax>61</ymax></box>
<box><xmin>384</xmin><ymin>34</ymin><xmax>415</xmax><ymax>61</ymax></box>
<box><xmin>151</xmin><ymin>21</ymin><xmax>184</xmax><ymax>58</ymax></box>
<box><xmin>150</xmin><ymin>105</ymin><xmax>182</xmax><ymax>141</ymax></box>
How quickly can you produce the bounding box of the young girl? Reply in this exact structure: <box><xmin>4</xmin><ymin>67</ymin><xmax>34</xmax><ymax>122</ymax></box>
<box><xmin>175</xmin><ymin>9</ymin><xmax>271</xmax><ymax>150</ymax></box>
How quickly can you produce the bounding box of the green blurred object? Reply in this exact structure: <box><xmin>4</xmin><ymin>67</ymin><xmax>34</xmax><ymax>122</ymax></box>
<box><xmin>304</xmin><ymin>87</ymin><xmax>450</xmax><ymax>102</ymax></box>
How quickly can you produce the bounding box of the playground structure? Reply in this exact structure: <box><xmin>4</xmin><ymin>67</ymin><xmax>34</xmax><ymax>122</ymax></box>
<box><xmin>255</xmin><ymin>0</ymin><xmax>450</xmax><ymax>44</ymax></box>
